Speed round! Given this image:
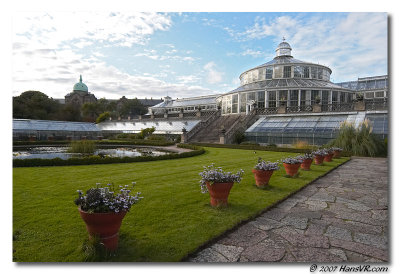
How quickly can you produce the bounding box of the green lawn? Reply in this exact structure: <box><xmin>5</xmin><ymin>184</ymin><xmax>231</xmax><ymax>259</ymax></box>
<box><xmin>13</xmin><ymin>147</ymin><xmax>349</xmax><ymax>262</ymax></box>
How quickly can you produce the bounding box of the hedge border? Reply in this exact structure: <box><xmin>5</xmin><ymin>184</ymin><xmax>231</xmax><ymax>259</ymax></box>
<box><xmin>189</xmin><ymin>142</ymin><xmax>313</xmax><ymax>153</ymax></box>
<box><xmin>13</xmin><ymin>146</ymin><xmax>205</xmax><ymax>167</ymax></box>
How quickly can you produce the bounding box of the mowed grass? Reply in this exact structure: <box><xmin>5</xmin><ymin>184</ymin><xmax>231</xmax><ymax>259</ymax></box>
<box><xmin>13</xmin><ymin>147</ymin><xmax>349</xmax><ymax>262</ymax></box>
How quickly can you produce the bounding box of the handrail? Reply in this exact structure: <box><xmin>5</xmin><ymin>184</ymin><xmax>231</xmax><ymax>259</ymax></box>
<box><xmin>224</xmin><ymin>109</ymin><xmax>257</xmax><ymax>143</ymax></box>
<box><xmin>186</xmin><ymin>110</ymin><xmax>221</xmax><ymax>141</ymax></box>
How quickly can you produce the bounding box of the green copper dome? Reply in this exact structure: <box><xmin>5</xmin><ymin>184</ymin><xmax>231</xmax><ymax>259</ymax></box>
<box><xmin>73</xmin><ymin>75</ymin><xmax>88</xmax><ymax>92</ymax></box>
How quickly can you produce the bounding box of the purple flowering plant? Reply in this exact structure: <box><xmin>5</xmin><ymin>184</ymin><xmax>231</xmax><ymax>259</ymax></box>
<box><xmin>298</xmin><ymin>153</ymin><xmax>313</xmax><ymax>160</ymax></box>
<box><xmin>331</xmin><ymin>147</ymin><xmax>343</xmax><ymax>152</ymax></box>
<box><xmin>254</xmin><ymin>157</ymin><xmax>280</xmax><ymax>171</ymax></box>
<box><xmin>75</xmin><ymin>182</ymin><xmax>143</xmax><ymax>213</ymax></box>
<box><xmin>312</xmin><ymin>149</ymin><xmax>328</xmax><ymax>156</ymax></box>
<box><xmin>199</xmin><ymin>163</ymin><xmax>244</xmax><ymax>193</ymax></box>
<box><xmin>281</xmin><ymin>156</ymin><xmax>303</xmax><ymax>164</ymax></box>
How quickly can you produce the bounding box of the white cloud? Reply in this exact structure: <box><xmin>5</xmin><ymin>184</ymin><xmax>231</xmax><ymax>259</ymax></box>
<box><xmin>203</xmin><ymin>62</ymin><xmax>223</xmax><ymax>84</ymax></box>
<box><xmin>226</xmin><ymin>13</ymin><xmax>387</xmax><ymax>81</ymax></box>
<box><xmin>13</xmin><ymin>12</ymin><xmax>172</xmax><ymax>48</ymax></box>
<box><xmin>241</xmin><ymin>49</ymin><xmax>263</xmax><ymax>57</ymax></box>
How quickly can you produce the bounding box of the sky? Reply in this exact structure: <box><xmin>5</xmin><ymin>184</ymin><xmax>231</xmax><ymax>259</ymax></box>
<box><xmin>12</xmin><ymin>12</ymin><xmax>387</xmax><ymax>100</ymax></box>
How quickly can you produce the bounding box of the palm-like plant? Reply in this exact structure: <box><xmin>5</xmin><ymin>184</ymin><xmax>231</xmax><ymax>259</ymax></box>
<box><xmin>329</xmin><ymin>120</ymin><xmax>385</xmax><ymax>157</ymax></box>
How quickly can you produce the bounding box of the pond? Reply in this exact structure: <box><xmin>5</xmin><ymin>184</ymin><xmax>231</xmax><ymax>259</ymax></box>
<box><xmin>12</xmin><ymin>146</ymin><xmax>171</xmax><ymax>160</ymax></box>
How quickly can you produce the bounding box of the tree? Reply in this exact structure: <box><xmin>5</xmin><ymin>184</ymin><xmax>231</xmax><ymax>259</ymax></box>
<box><xmin>119</xmin><ymin>98</ymin><xmax>147</xmax><ymax>118</ymax></box>
<box><xmin>96</xmin><ymin>112</ymin><xmax>111</xmax><ymax>124</ymax></box>
<box><xmin>13</xmin><ymin>90</ymin><xmax>61</xmax><ymax>120</ymax></box>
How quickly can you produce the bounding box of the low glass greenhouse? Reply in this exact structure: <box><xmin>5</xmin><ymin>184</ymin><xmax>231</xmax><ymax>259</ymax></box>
<box><xmin>13</xmin><ymin>119</ymin><xmax>101</xmax><ymax>140</ymax></box>
<box><xmin>245</xmin><ymin>112</ymin><xmax>387</xmax><ymax>146</ymax></box>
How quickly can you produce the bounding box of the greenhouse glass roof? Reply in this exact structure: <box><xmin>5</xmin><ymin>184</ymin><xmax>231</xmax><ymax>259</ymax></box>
<box><xmin>246</xmin><ymin>112</ymin><xmax>387</xmax><ymax>136</ymax></box>
<box><xmin>13</xmin><ymin>119</ymin><xmax>100</xmax><ymax>132</ymax></box>
<box><xmin>97</xmin><ymin>120</ymin><xmax>201</xmax><ymax>134</ymax></box>
<box><xmin>151</xmin><ymin>95</ymin><xmax>217</xmax><ymax>108</ymax></box>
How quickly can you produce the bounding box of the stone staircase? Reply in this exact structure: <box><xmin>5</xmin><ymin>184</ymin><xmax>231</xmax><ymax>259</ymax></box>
<box><xmin>190</xmin><ymin>114</ymin><xmax>243</xmax><ymax>143</ymax></box>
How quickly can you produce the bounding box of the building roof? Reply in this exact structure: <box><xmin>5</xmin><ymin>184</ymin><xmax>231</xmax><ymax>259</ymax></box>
<box><xmin>13</xmin><ymin>119</ymin><xmax>100</xmax><ymax>132</ymax></box>
<box><xmin>73</xmin><ymin>75</ymin><xmax>88</xmax><ymax>92</ymax></box>
<box><xmin>151</xmin><ymin>95</ymin><xmax>218</xmax><ymax>108</ymax></box>
<box><xmin>226</xmin><ymin>78</ymin><xmax>350</xmax><ymax>94</ymax></box>
<box><xmin>97</xmin><ymin>120</ymin><xmax>201</xmax><ymax>134</ymax></box>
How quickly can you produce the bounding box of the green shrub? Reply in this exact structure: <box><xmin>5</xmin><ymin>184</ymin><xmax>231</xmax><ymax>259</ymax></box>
<box><xmin>138</xmin><ymin>127</ymin><xmax>155</xmax><ymax>139</ymax></box>
<box><xmin>96</xmin><ymin>112</ymin><xmax>111</xmax><ymax>124</ymax></box>
<box><xmin>190</xmin><ymin>142</ymin><xmax>311</xmax><ymax>153</ymax></box>
<box><xmin>147</xmin><ymin>135</ymin><xmax>166</xmax><ymax>141</ymax></box>
<box><xmin>68</xmin><ymin>140</ymin><xmax>96</xmax><ymax>154</ymax></box>
<box><xmin>328</xmin><ymin>120</ymin><xmax>386</xmax><ymax>157</ymax></box>
<box><xmin>233</xmin><ymin>131</ymin><xmax>246</xmax><ymax>144</ymax></box>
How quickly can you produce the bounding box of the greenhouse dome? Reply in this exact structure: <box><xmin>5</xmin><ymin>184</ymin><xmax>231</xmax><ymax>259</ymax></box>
<box><xmin>217</xmin><ymin>39</ymin><xmax>353</xmax><ymax>115</ymax></box>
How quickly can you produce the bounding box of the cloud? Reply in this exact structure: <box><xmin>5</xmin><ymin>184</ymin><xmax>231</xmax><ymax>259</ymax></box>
<box><xmin>225</xmin><ymin>13</ymin><xmax>387</xmax><ymax>81</ymax></box>
<box><xmin>203</xmin><ymin>62</ymin><xmax>223</xmax><ymax>84</ymax></box>
<box><xmin>241</xmin><ymin>49</ymin><xmax>263</xmax><ymax>57</ymax></box>
<box><xmin>13</xmin><ymin>12</ymin><xmax>172</xmax><ymax>48</ymax></box>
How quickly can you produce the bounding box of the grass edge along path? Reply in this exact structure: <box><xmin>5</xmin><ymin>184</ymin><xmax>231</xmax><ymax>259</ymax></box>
<box><xmin>13</xmin><ymin>147</ymin><xmax>349</xmax><ymax>262</ymax></box>
<box><xmin>182</xmin><ymin>156</ymin><xmax>351</xmax><ymax>261</ymax></box>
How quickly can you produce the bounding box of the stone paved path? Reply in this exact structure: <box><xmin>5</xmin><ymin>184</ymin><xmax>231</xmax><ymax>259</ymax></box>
<box><xmin>189</xmin><ymin>157</ymin><xmax>389</xmax><ymax>263</ymax></box>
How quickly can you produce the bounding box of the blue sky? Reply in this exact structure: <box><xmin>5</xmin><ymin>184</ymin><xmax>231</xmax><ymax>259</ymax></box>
<box><xmin>12</xmin><ymin>12</ymin><xmax>387</xmax><ymax>100</ymax></box>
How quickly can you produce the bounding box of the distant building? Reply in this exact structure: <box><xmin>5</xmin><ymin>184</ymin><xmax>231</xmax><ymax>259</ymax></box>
<box><xmin>64</xmin><ymin>75</ymin><xmax>97</xmax><ymax>106</ymax></box>
<box><xmin>335</xmin><ymin>75</ymin><xmax>388</xmax><ymax>100</ymax></box>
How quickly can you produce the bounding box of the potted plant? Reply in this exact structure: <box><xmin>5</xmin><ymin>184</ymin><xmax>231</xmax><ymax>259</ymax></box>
<box><xmin>299</xmin><ymin>153</ymin><xmax>313</xmax><ymax>170</ymax></box>
<box><xmin>280</xmin><ymin>96</ymin><xmax>287</xmax><ymax>106</ymax></box>
<box><xmin>315</xmin><ymin>95</ymin><xmax>321</xmax><ymax>104</ymax></box>
<box><xmin>199</xmin><ymin>164</ymin><xmax>244</xmax><ymax>207</ymax></box>
<box><xmin>324</xmin><ymin>148</ymin><xmax>334</xmax><ymax>162</ymax></box>
<box><xmin>282</xmin><ymin>156</ymin><xmax>303</xmax><ymax>177</ymax></box>
<box><xmin>252</xmin><ymin>158</ymin><xmax>280</xmax><ymax>188</ymax></box>
<box><xmin>331</xmin><ymin>147</ymin><xmax>343</xmax><ymax>158</ymax></box>
<box><xmin>312</xmin><ymin>149</ymin><xmax>327</xmax><ymax>165</ymax></box>
<box><xmin>74</xmin><ymin>182</ymin><xmax>142</xmax><ymax>251</ymax></box>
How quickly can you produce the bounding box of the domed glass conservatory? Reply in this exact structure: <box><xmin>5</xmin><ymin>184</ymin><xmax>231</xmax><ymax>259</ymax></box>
<box><xmin>217</xmin><ymin>39</ymin><xmax>354</xmax><ymax>115</ymax></box>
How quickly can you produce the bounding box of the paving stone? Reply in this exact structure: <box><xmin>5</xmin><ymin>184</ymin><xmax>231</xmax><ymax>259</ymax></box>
<box><xmin>309</xmin><ymin>190</ymin><xmax>336</xmax><ymax>203</ymax></box>
<box><xmin>280</xmin><ymin>252</ymin><xmax>297</xmax><ymax>262</ymax></box>
<box><xmin>305</xmin><ymin>200</ymin><xmax>328</xmax><ymax>211</ymax></box>
<box><xmin>324</xmin><ymin>225</ymin><xmax>352</xmax><ymax>241</ymax></box>
<box><xmin>276</xmin><ymin>199</ymin><xmax>299</xmax><ymax>211</ymax></box>
<box><xmin>344</xmin><ymin>251</ymin><xmax>372</xmax><ymax>262</ymax></box>
<box><xmin>305</xmin><ymin>222</ymin><xmax>326</xmax><ymax>236</ymax></box>
<box><xmin>334</xmin><ymin>211</ymin><xmax>382</xmax><ymax>226</ymax></box>
<box><xmin>334</xmin><ymin>197</ymin><xmax>372</xmax><ymax>212</ymax></box>
<box><xmin>260</xmin><ymin>208</ymin><xmax>288</xmax><ymax>221</ymax></box>
<box><xmin>281</xmin><ymin>216</ymin><xmax>308</xmax><ymax>230</ymax></box>
<box><xmin>353</xmin><ymin>233</ymin><xmax>388</xmax><ymax>250</ymax></box>
<box><xmin>329</xmin><ymin>249</ymin><xmax>347</xmax><ymax>261</ymax></box>
<box><xmin>289</xmin><ymin>247</ymin><xmax>343</xmax><ymax>262</ymax></box>
<box><xmin>343</xmin><ymin>220</ymin><xmax>382</xmax><ymax>235</ymax></box>
<box><xmin>371</xmin><ymin>209</ymin><xmax>388</xmax><ymax>221</ymax></box>
<box><xmin>217</xmin><ymin>224</ymin><xmax>268</xmax><ymax>248</ymax></box>
<box><xmin>330</xmin><ymin>238</ymin><xmax>388</xmax><ymax>261</ymax></box>
<box><xmin>241</xmin><ymin>243</ymin><xmax>286</xmax><ymax>262</ymax></box>
<box><xmin>287</xmin><ymin>209</ymin><xmax>322</xmax><ymax>219</ymax></box>
<box><xmin>210</xmin><ymin>244</ymin><xmax>244</xmax><ymax>262</ymax></box>
<box><xmin>278</xmin><ymin>231</ymin><xmax>330</xmax><ymax>248</ymax></box>
<box><xmin>249</xmin><ymin>217</ymin><xmax>284</xmax><ymax>231</ymax></box>
<box><xmin>189</xmin><ymin>247</ymin><xmax>228</xmax><ymax>262</ymax></box>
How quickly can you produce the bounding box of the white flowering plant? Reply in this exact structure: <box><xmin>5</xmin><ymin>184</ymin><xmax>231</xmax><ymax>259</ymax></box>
<box><xmin>75</xmin><ymin>182</ymin><xmax>143</xmax><ymax>213</ymax></box>
<box><xmin>312</xmin><ymin>149</ymin><xmax>328</xmax><ymax>156</ymax></box>
<box><xmin>298</xmin><ymin>153</ymin><xmax>313</xmax><ymax>160</ymax></box>
<box><xmin>281</xmin><ymin>156</ymin><xmax>303</xmax><ymax>164</ymax></box>
<box><xmin>254</xmin><ymin>157</ymin><xmax>280</xmax><ymax>171</ymax></box>
<box><xmin>199</xmin><ymin>164</ymin><xmax>244</xmax><ymax>193</ymax></box>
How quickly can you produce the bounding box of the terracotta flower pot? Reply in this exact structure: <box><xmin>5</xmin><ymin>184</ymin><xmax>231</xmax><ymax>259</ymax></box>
<box><xmin>78</xmin><ymin>208</ymin><xmax>127</xmax><ymax>251</ymax></box>
<box><xmin>252</xmin><ymin>169</ymin><xmax>274</xmax><ymax>187</ymax></box>
<box><xmin>324</xmin><ymin>153</ymin><xmax>334</xmax><ymax>162</ymax></box>
<box><xmin>206</xmin><ymin>182</ymin><xmax>234</xmax><ymax>207</ymax></box>
<box><xmin>301</xmin><ymin>158</ymin><xmax>313</xmax><ymax>170</ymax></box>
<box><xmin>283</xmin><ymin>163</ymin><xmax>301</xmax><ymax>177</ymax></box>
<box><xmin>314</xmin><ymin>155</ymin><xmax>324</xmax><ymax>165</ymax></box>
<box><xmin>333</xmin><ymin>150</ymin><xmax>341</xmax><ymax>158</ymax></box>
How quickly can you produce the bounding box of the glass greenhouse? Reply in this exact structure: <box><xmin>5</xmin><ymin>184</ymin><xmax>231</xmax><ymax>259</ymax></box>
<box><xmin>13</xmin><ymin>119</ymin><xmax>101</xmax><ymax>140</ymax></box>
<box><xmin>245</xmin><ymin>112</ymin><xmax>387</xmax><ymax>146</ymax></box>
<box><xmin>97</xmin><ymin>120</ymin><xmax>201</xmax><ymax>135</ymax></box>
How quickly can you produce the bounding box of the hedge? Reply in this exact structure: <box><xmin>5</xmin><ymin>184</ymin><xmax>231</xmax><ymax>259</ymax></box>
<box><xmin>189</xmin><ymin>142</ymin><xmax>313</xmax><ymax>153</ymax></box>
<box><xmin>13</xmin><ymin>146</ymin><xmax>205</xmax><ymax>167</ymax></box>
